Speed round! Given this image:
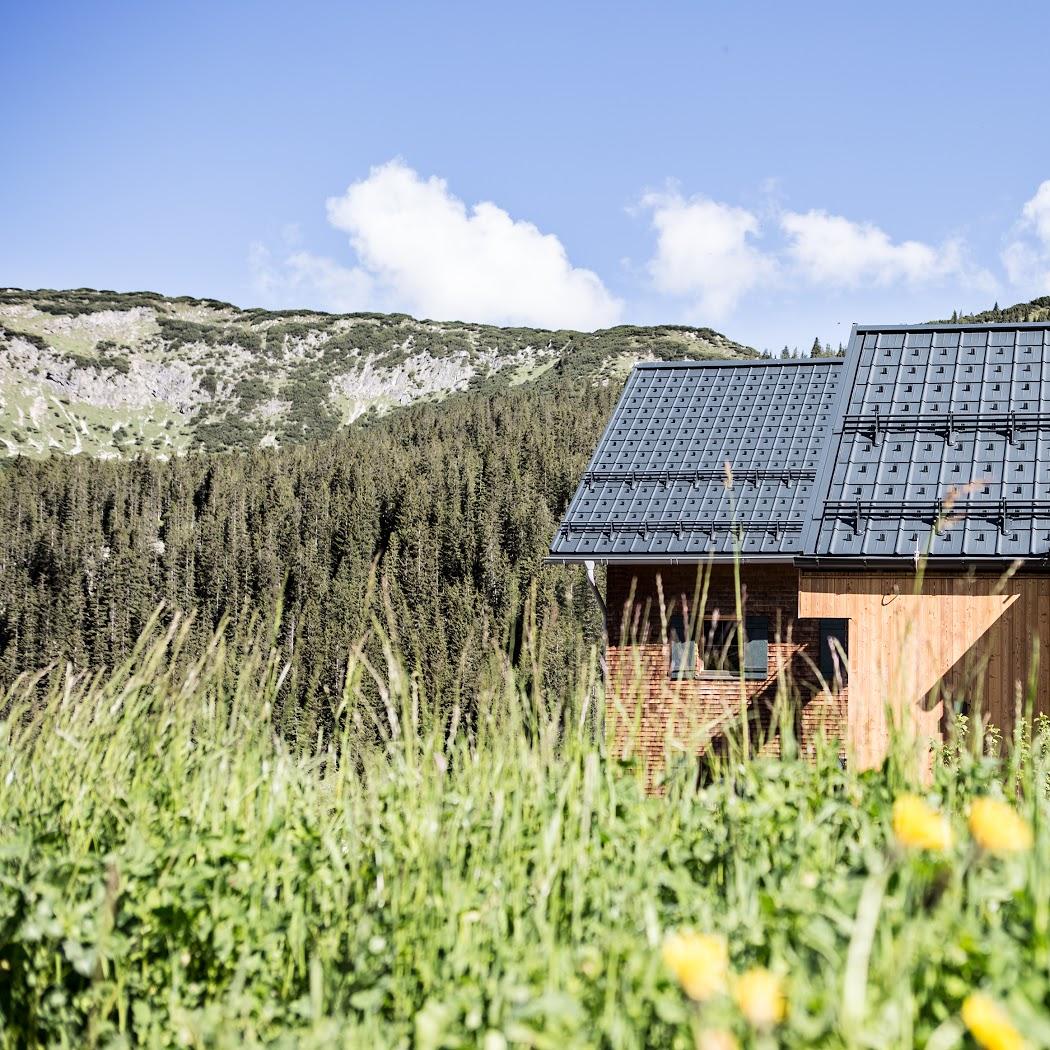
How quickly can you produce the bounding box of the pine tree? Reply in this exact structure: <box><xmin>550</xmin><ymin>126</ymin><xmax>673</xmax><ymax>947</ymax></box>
<box><xmin>0</xmin><ymin>380</ymin><xmax>612</xmax><ymax>735</ymax></box>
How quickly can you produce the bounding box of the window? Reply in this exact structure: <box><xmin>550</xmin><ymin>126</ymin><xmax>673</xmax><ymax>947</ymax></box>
<box><xmin>699</xmin><ymin>618</ymin><xmax>741</xmax><ymax>674</ymax></box>
<box><xmin>666</xmin><ymin>614</ymin><xmax>769</xmax><ymax>680</ymax></box>
<box><xmin>819</xmin><ymin>618</ymin><xmax>848</xmax><ymax>687</ymax></box>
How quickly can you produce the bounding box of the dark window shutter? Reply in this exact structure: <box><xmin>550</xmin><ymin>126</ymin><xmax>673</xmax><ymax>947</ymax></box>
<box><xmin>743</xmin><ymin>616</ymin><xmax>768</xmax><ymax>676</ymax></box>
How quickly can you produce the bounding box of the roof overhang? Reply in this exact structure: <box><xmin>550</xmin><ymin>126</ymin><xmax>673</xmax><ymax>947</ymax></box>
<box><xmin>544</xmin><ymin>554</ymin><xmax>799</xmax><ymax>566</ymax></box>
<box><xmin>548</xmin><ymin>553</ymin><xmax>1050</xmax><ymax>572</ymax></box>
<box><xmin>795</xmin><ymin>556</ymin><xmax>1050</xmax><ymax>572</ymax></box>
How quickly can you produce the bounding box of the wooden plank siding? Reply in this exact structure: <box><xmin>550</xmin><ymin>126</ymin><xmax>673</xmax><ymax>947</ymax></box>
<box><xmin>798</xmin><ymin>572</ymin><xmax>1050</xmax><ymax>768</ymax></box>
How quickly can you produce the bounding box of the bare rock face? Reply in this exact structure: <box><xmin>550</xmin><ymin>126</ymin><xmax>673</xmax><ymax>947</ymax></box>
<box><xmin>330</xmin><ymin>342</ymin><xmax>553</xmax><ymax>422</ymax></box>
<box><xmin>4</xmin><ymin>335</ymin><xmax>204</xmax><ymax>412</ymax></box>
<box><xmin>0</xmin><ymin>288</ymin><xmax>757</xmax><ymax>458</ymax></box>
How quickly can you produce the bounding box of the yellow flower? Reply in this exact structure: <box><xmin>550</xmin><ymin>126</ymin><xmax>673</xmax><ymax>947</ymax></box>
<box><xmin>892</xmin><ymin>794</ymin><xmax>952</xmax><ymax>851</ymax></box>
<box><xmin>698</xmin><ymin>1030</ymin><xmax>739</xmax><ymax>1050</ymax></box>
<box><xmin>732</xmin><ymin>968</ymin><xmax>785</xmax><ymax>1029</ymax></box>
<box><xmin>661</xmin><ymin>930</ymin><xmax>728</xmax><ymax>1001</ymax></box>
<box><xmin>962</xmin><ymin>993</ymin><xmax>1026</xmax><ymax>1050</ymax></box>
<box><xmin>969</xmin><ymin>798</ymin><xmax>1033</xmax><ymax>854</ymax></box>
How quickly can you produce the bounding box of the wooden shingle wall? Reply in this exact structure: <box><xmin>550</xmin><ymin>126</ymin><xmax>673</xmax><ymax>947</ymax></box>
<box><xmin>606</xmin><ymin>564</ymin><xmax>846</xmax><ymax>791</ymax></box>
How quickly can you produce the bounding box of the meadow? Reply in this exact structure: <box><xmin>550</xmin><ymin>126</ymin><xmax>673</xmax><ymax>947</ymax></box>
<box><xmin>1</xmin><ymin>612</ymin><xmax>1047</xmax><ymax>1049</ymax></box>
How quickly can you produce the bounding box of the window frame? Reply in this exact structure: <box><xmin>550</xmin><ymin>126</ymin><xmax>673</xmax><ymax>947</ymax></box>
<box><xmin>818</xmin><ymin>617</ymin><xmax>849</xmax><ymax>688</ymax></box>
<box><xmin>665</xmin><ymin>612</ymin><xmax>769</xmax><ymax>681</ymax></box>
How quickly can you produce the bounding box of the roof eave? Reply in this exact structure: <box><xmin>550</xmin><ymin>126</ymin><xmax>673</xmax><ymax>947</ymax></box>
<box><xmin>796</xmin><ymin>554</ymin><xmax>1050</xmax><ymax>567</ymax></box>
<box><xmin>544</xmin><ymin>553</ymin><xmax>800</xmax><ymax>566</ymax></box>
<box><xmin>853</xmin><ymin>320</ymin><xmax>1050</xmax><ymax>333</ymax></box>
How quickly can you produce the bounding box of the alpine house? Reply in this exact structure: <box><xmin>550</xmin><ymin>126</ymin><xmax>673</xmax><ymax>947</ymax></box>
<box><xmin>549</xmin><ymin>322</ymin><xmax>1050</xmax><ymax>786</ymax></box>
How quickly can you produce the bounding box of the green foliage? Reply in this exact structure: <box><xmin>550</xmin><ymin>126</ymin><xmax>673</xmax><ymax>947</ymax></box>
<box><xmin>94</xmin><ymin>341</ymin><xmax>132</xmax><ymax>374</ymax></box>
<box><xmin>0</xmin><ymin>324</ymin><xmax>48</xmax><ymax>352</ymax></box>
<box><xmin>0</xmin><ymin>288</ymin><xmax>171</xmax><ymax>315</ymax></box>
<box><xmin>233</xmin><ymin>375</ymin><xmax>273</xmax><ymax>410</ymax></box>
<box><xmin>0</xmin><ymin>381</ymin><xmax>611</xmax><ymax>727</ymax></box>
<box><xmin>63</xmin><ymin>348</ymin><xmax>132</xmax><ymax>375</ymax></box>
<box><xmin>939</xmin><ymin>296</ymin><xmax>1050</xmax><ymax>325</ymax></box>
<box><xmin>1</xmin><ymin>625</ymin><xmax>1049</xmax><ymax>1047</ymax></box>
<box><xmin>156</xmin><ymin>317</ymin><xmax>262</xmax><ymax>353</ymax></box>
<box><xmin>194</xmin><ymin>415</ymin><xmax>267</xmax><ymax>452</ymax></box>
<box><xmin>199</xmin><ymin>368</ymin><xmax>219</xmax><ymax>395</ymax></box>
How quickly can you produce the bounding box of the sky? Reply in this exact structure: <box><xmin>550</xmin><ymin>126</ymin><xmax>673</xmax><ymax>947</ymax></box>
<box><xmin>3</xmin><ymin>1</ymin><xmax>1050</xmax><ymax>353</ymax></box>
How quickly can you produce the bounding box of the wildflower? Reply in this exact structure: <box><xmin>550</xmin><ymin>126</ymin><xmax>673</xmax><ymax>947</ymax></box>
<box><xmin>661</xmin><ymin>930</ymin><xmax>728</xmax><ymax>1001</ymax></box>
<box><xmin>969</xmin><ymin>798</ymin><xmax>1033</xmax><ymax>854</ymax></box>
<box><xmin>733</xmin><ymin>968</ymin><xmax>785</xmax><ymax>1029</ymax></box>
<box><xmin>962</xmin><ymin>993</ymin><xmax>1025</xmax><ymax>1050</ymax></box>
<box><xmin>698</xmin><ymin>1030</ymin><xmax>739</xmax><ymax>1050</ymax></box>
<box><xmin>892</xmin><ymin>794</ymin><xmax>952</xmax><ymax>851</ymax></box>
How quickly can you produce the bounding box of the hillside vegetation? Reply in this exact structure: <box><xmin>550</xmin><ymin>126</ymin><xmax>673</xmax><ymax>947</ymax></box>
<box><xmin>0</xmin><ymin>380</ymin><xmax>609</xmax><ymax>724</ymax></box>
<box><xmin>0</xmin><ymin>288</ymin><xmax>754</xmax><ymax>458</ymax></box>
<box><xmin>3</xmin><ymin>290</ymin><xmax>1048</xmax><ymax>716</ymax></box>
<box><xmin>1</xmin><ymin>625</ymin><xmax>1048</xmax><ymax>1047</ymax></box>
<box><xmin>937</xmin><ymin>296</ymin><xmax>1050</xmax><ymax>325</ymax></box>
<box><xmin>4</xmin><ymin>297</ymin><xmax>1050</xmax><ymax>1046</ymax></box>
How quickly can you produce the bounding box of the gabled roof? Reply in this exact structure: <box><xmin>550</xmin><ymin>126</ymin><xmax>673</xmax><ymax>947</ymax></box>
<box><xmin>548</xmin><ymin>357</ymin><xmax>843</xmax><ymax>562</ymax></box>
<box><xmin>804</xmin><ymin>322</ymin><xmax>1050</xmax><ymax>562</ymax></box>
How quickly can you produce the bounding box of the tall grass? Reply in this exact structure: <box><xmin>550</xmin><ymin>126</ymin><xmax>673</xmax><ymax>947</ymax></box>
<box><xmin>1</xmin><ymin>612</ymin><xmax>1049</xmax><ymax>1048</ymax></box>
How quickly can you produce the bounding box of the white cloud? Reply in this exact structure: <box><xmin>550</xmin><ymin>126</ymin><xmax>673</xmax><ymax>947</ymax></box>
<box><xmin>1021</xmin><ymin>180</ymin><xmax>1050</xmax><ymax>244</ymax></box>
<box><xmin>280</xmin><ymin>222</ymin><xmax>303</xmax><ymax>248</ymax></box>
<box><xmin>252</xmin><ymin>160</ymin><xmax>622</xmax><ymax>329</ymax></box>
<box><xmin>252</xmin><ymin>165</ymin><xmax>1041</xmax><ymax>334</ymax></box>
<box><xmin>639</xmin><ymin>189</ymin><xmax>776</xmax><ymax>319</ymax></box>
<box><xmin>780</xmin><ymin>209</ymin><xmax>991</xmax><ymax>290</ymax></box>
<box><xmin>1002</xmin><ymin>180</ymin><xmax>1050</xmax><ymax>293</ymax></box>
<box><xmin>332</xmin><ymin>160</ymin><xmax>623</xmax><ymax>329</ymax></box>
<box><xmin>249</xmin><ymin>242</ymin><xmax>373</xmax><ymax>313</ymax></box>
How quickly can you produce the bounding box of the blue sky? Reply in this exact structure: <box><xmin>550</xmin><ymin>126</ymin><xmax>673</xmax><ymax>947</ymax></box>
<box><xmin>3</xmin><ymin>1</ymin><xmax>1049</xmax><ymax>352</ymax></box>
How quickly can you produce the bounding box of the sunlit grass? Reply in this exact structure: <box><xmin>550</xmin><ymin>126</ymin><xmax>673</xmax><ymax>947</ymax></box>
<box><xmin>1</xmin><ymin>613</ymin><xmax>1049</xmax><ymax>1048</ymax></box>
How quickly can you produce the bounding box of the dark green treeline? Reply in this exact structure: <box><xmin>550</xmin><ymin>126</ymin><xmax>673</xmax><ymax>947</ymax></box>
<box><xmin>0</xmin><ymin>381</ymin><xmax>611</xmax><ymax>736</ymax></box>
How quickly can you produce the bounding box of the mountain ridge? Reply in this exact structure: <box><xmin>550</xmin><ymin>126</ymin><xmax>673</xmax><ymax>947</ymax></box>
<box><xmin>0</xmin><ymin>287</ymin><xmax>755</xmax><ymax>458</ymax></box>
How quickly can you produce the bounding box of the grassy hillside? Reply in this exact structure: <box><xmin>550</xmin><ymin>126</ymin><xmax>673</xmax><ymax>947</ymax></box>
<box><xmin>2</xmin><ymin>625</ymin><xmax>1048</xmax><ymax>1047</ymax></box>
<box><xmin>937</xmin><ymin>295</ymin><xmax>1050</xmax><ymax>325</ymax></box>
<box><xmin>0</xmin><ymin>288</ymin><xmax>755</xmax><ymax>458</ymax></box>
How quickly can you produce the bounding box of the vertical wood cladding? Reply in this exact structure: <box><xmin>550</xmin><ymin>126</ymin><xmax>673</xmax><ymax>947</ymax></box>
<box><xmin>799</xmin><ymin>572</ymin><xmax>1050</xmax><ymax>769</ymax></box>
<box><xmin>606</xmin><ymin>563</ymin><xmax>846</xmax><ymax>791</ymax></box>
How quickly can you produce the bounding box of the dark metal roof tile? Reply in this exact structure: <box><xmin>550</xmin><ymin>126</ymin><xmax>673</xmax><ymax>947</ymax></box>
<box><xmin>804</xmin><ymin>322</ymin><xmax>1050</xmax><ymax>561</ymax></box>
<box><xmin>549</xmin><ymin>358</ymin><xmax>842</xmax><ymax>561</ymax></box>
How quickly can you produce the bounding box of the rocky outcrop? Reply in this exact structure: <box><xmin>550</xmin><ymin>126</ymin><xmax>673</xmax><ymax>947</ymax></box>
<box><xmin>0</xmin><ymin>288</ymin><xmax>757</xmax><ymax>457</ymax></box>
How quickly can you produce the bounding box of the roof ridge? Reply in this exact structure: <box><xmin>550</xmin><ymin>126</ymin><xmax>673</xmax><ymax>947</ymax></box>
<box><xmin>634</xmin><ymin>357</ymin><xmax>843</xmax><ymax>370</ymax></box>
<box><xmin>855</xmin><ymin>321</ymin><xmax>1050</xmax><ymax>332</ymax></box>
